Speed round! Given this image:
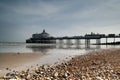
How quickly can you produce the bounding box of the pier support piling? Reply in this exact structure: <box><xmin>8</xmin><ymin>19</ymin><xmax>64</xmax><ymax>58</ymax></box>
<box><xmin>96</xmin><ymin>39</ymin><xmax>101</xmax><ymax>45</ymax></box>
<box><xmin>114</xmin><ymin>37</ymin><xmax>115</xmax><ymax>43</ymax></box>
<box><xmin>85</xmin><ymin>39</ymin><xmax>90</xmax><ymax>48</ymax></box>
<box><xmin>106</xmin><ymin>37</ymin><xmax>108</xmax><ymax>45</ymax></box>
<box><xmin>66</xmin><ymin>39</ymin><xmax>71</xmax><ymax>45</ymax></box>
<box><xmin>59</xmin><ymin>39</ymin><xmax>64</xmax><ymax>45</ymax></box>
<box><xmin>75</xmin><ymin>39</ymin><xmax>81</xmax><ymax>45</ymax></box>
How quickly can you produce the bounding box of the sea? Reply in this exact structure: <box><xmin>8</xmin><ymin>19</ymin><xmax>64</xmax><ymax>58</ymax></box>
<box><xmin>1</xmin><ymin>38</ymin><xmax>120</xmax><ymax>53</ymax></box>
<box><xmin>0</xmin><ymin>42</ymin><xmax>119</xmax><ymax>65</ymax></box>
<box><xmin>0</xmin><ymin>42</ymin><xmax>120</xmax><ymax>54</ymax></box>
<box><xmin>0</xmin><ymin>42</ymin><xmax>120</xmax><ymax>75</ymax></box>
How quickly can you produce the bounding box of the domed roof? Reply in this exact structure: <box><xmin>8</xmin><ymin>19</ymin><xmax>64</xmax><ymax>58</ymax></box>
<box><xmin>32</xmin><ymin>29</ymin><xmax>50</xmax><ymax>39</ymax></box>
<box><xmin>41</xmin><ymin>29</ymin><xmax>49</xmax><ymax>35</ymax></box>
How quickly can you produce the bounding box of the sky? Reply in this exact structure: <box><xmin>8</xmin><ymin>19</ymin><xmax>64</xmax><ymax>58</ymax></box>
<box><xmin>0</xmin><ymin>0</ymin><xmax>120</xmax><ymax>42</ymax></box>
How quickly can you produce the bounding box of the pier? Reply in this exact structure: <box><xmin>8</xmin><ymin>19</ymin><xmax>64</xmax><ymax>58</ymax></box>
<box><xmin>55</xmin><ymin>32</ymin><xmax>120</xmax><ymax>46</ymax></box>
<box><xmin>26</xmin><ymin>30</ymin><xmax>120</xmax><ymax>46</ymax></box>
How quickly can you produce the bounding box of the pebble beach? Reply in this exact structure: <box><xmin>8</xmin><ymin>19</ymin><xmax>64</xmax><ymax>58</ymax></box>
<box><xmin>0</xmin><ymin>48</ymin><xmax>120</xmax><ymax>80</ymax></box>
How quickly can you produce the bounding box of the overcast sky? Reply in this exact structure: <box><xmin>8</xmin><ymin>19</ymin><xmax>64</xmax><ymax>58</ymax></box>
<box><xmin>0</xmin><ymin>0</ymin><xmax>120</xmax><ymax>42</ymax></box>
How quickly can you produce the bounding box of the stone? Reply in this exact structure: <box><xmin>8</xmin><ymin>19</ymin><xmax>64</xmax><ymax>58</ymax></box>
<box><xmin>54</xmin><ymin>72</ymin><xmax>58</xmax><ymax>78</ymax></box>
<box><xmin>62</xmin><ymin>73</ymin><xmax>68</xmax><ymax>78</ymax></box>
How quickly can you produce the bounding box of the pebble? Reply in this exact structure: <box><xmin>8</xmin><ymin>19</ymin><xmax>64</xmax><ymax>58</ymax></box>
<box><xmin>54</xmin><ymin>72</ymin><xmax>58</xmax><ymax>78</ymax></box>
<box><xmin>1</xmin><ymin>49</ymin><xmax>120</xmax><ymax>79</ymax></box>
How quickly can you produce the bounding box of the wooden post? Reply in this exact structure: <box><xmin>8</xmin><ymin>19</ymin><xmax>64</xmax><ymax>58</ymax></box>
<box><xmin>106</xmin><ymin>37</ymin><xmax>108</xmax><ymax>45</ymax></box>
<box><xmin>96</xmin><ymin>39</ymin><xmax>101</xmax><ymax>45</ymax></box>
<box><xmin>85</xmin><ymin>39</ymin><xmax>90</xmax><ymax>48</ymax></box>
<box><xmin>114</xmin><ymin>37</ymin><xmax>115</xmax><ymax>43</ymax></box>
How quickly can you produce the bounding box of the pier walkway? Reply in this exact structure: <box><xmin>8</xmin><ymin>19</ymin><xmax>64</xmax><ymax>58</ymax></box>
<box><xmin>54</xmin><ymin>33</ymin><xmax>120</xmax><ymax>46</ymax></box>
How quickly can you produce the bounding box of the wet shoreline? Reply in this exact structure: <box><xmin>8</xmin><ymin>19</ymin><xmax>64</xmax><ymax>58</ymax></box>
<box><xmin>0</xmin><ymin>48</ymin><xmax>120</xmax><ymax>79</ymax></box>
<box><xmin>0</xmin><ymin>52</ymin><xmax>45</xmax><ymax>76</ymax></box>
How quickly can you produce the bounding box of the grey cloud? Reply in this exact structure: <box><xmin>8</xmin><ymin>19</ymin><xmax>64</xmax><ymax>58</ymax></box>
<box><xmin>0</xmin><ymin>0</ymin><xmax>120</xmax><ymax>42</ymax></box>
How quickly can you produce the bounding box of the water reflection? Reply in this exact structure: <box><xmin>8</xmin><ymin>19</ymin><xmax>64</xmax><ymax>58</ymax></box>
<box><xmin>0</xmin><ymin>42</ymin><xmax>118</xmax><ymax>53</ymax></box>
<box><xmin>26</xmin><ymin>44</ymin><xmax>56</xmax><ymax>53</ymax></box>
<box><xmin>26</xmin><ymin>44</ymin><xmax>102</xmax><ymax>53</ymax></box>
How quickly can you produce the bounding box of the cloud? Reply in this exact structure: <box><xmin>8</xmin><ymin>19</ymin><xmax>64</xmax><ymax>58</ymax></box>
<box><xmin>0</xmin><ymin>0</ymin><xmax>120</xmax><ymax>42</ymax></box>
<box><xmin>13</xmin><ymin>4</ymin><xmax>62</xmax><ymax>17</ymax></box>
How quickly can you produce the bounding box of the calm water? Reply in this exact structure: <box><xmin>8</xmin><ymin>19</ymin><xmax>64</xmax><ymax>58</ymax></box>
<box><xmin>0</xmin><ymin>42</ymin><xmax>120</xmax><ymax>75</ymax></box>
<box><xmin>0</xmin><ymin>42</ymin><xmax>120</xmax><ymax>62</ymax></box>
<box><xmin>0</xmin><ymin>42</ymin><xmax>119</xmax><ymax>53</ymax></box>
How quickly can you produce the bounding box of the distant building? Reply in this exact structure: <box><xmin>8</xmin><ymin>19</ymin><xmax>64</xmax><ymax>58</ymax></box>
<box><xmin>85</xmin><ymin>32</ymin><xmax>105</xmax><ymax>39</ymax></box>
<box><xmin>26</xmin><ymin>29</ymin><xmax>56</xmax><ymax>43</ymax></box>
<box><xmin>32</xmin><ymin>29</ymin><xmax>50</xmax><ymax>39</ymax></box>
